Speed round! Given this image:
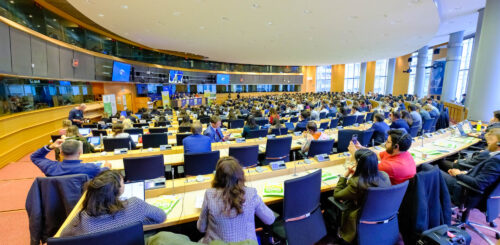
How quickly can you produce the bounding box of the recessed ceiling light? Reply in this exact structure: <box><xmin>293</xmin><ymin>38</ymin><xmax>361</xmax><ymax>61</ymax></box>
<box><xmin>199</xmin><ymin>26</ymin><xmax>205</xmax><ymax>30</ymax></box>
<box><xmin>121</xmin><ymin>5</ymin><xmax>128</xmax><ymax>9</ymax></box>
<box><xmin>267</xmin><ymin>21</ymin><xmax>272</xmax><ymax>25</ymax></box>
<box><xmin>28</xmin><ymin>14</ymin><xmax>32</xmax><ymax>18</ymax></box>
<box><xmin>252</xmin><ymin>3</ymin><xmax>260</xmax><ymax>9</ymax></box>
<box><xmin>98</xmin><ymin>14</ymin><xmax>104</xmax><ymax>17</ymax></box>
<box><xmin>222</xmin><ymin>16</ymin><xmax>229</xmax><ymax>21</ymax></box>
<box><xmin>303</xmin><ymin>9</ymin><xmax>311</xmax><ymax>14</ymax></box>
<box><xmin>9</xmin><ymin>0</ymin><xmax>14</xmax><ymax>4</ymax></box>
<box><xmin>173</xmin><ymin>11</ymin><xmax>181</xmax><ymax>16</ymax></box>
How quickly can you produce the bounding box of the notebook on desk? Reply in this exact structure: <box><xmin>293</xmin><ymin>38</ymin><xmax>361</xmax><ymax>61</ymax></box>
<box><xmin>120</xmin><ymin>181</ymin><xmax>145</xmax><ymax>201</ymax></box>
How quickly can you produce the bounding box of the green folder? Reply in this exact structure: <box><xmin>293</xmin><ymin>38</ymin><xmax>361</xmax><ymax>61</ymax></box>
<box><xmin>263</xmin><ymin>183</ymin><xmax>284</xmax><ymax>197</ymax></box>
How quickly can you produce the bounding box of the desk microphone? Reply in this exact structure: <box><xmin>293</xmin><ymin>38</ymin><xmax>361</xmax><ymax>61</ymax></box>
<box><xmin>171</xmin><ymin>167</ymin><xmax>175</xmax><ymax>195</ymax></box>
<box><xmin>293</xmin><ymin>161</ymin><xmax>297</xmax><ymax>176</ymax></box>
<box><xmin>129</xmin><ymin>141</ymin><xmax>132</xmax><ymax>150</ymax></box>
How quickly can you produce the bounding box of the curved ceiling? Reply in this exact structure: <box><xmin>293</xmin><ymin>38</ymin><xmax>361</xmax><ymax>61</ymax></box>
<box><xmin>68</xmin><ymin>0</ymin><xmax>440</xmax><ymax>66</ymax></box>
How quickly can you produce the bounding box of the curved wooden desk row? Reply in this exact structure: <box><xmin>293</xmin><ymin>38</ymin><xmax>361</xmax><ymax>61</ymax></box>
<box><xmin>80</xmin><ymin>119</ymin><xmax>349</xmax><ymax>163</ymax></box>
<box><xmin>55</xmin><ymin>129</ymin><xmax>480</xmax><ymax>237</ymax></box>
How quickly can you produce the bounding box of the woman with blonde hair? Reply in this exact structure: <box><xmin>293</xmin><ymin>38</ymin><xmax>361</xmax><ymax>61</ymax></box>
<box><xmin>65</xmin><ymin>125</ymin><xmax>95</xmax><ymax>153</ymax></box>
<box><xmin>197</xmin><ymin>157</ymin><xmax>275</xmax><ymax>243</ymax></box>
<box><xmin>59</xmin><ymin>119</ymin><xmax>72</xmax><ymax>135</ymax></box>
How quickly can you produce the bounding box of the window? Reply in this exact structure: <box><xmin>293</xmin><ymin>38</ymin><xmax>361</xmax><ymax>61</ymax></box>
<box><xmin>374</xmin><ymin>60</ymin><xmax>388</xmax><ymax>94</ymax></box>
<box><xmin>408</xmin><ymin>52</ymin><xmax>418</xmax><ymax>95</ymax></box>
<box><xmin>344</xmin><ymin>63</ymin><xmax>360</xmax><ymax>92</ymax></box>
<box><xmin>315</xmin><ymin>65</ymin><xmax>331</xmax><ymax>92</ymax></box>
<box><xmin>455</xmin><ymin>38</ymin><xmax>474</xmax><ymax>102</ymax></box>
<box><xmin>422</xmin><ymin>48</ymin><xmax>434</xmax><ymax>96</ymax></box>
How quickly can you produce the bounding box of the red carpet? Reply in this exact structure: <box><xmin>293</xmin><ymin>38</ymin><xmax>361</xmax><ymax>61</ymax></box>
<box><xmin>0</xmin><ymin>151</ymin><xmax>498</xmax><ymax>245</ymax></box>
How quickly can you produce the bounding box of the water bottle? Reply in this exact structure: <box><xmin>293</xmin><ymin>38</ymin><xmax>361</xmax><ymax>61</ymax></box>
<box><xmin>477</xmin><ymin>120</ymin><xmax>482</xmax><ymax>132</ymax></box>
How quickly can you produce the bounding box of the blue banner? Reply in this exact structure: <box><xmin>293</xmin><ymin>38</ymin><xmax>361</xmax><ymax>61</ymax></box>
<box><xmin>429</xmin><ymin>61</ymin><xmax>446</xmax><ymax>95</ymax></box>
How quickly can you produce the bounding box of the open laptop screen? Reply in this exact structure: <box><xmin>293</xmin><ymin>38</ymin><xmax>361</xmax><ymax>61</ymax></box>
<box><xmin>120</xmin><ymin>181</ymin><xmax>145</xmax><ymax>201</ymax></box>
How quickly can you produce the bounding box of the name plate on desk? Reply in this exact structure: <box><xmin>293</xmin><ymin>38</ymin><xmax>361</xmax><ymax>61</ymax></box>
<box><xmin>337</xmin><ymin>126</ymin><xmax>343</xmax><ymax>130</ymax></box>
<box><xmin>270</xmin><ymin>161</ymin><xmax>287</xmax><ymax>171</ymax></box>
<box><xmin>424</xmin><ymin>133</ymin><xmax>433</xmax><ymax>138</ymax></box>
<box><xmin>160</xmin><ymin>145</ymin><xmax>172</xmax><ymax>151</ymax></box>
<box><xmin>314</xmin><ymin>154</ymin><xmax>330</xmax><ymax>162</ymax></box>
<box><xmin>267</xmin><ymin>134</ymin><xmax>276</xmax><ymax>139</ymax></box>
<box><xmin>236</xmin><ymin>138</ymin><xmax>246</xmax><ymax>143</ymax></box>
<box><xmin>114</xmin><ymin>148</ymin><xmax>128</xmax><ymax>155</ymax></box>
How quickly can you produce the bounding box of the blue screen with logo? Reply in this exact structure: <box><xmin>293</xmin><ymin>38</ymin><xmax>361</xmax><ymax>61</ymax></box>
<box><xmin>216</xmin><ymin>74</ymin><xmax>230</xmax><ymax>84</ymax></box>
<box><xmin>112</xmin><ymin>62</ymin><xmax>131</xmax><ymax>82</ymax></box>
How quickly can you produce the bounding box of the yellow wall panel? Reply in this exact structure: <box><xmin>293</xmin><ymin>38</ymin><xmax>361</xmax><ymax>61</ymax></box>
<box><xmin>393</xmin><ymin>54</ymin><xmax>412</xmax><ymax>95</ymax></box>
<box><xmin>331</xmin><ymin>64</ymin><xmax>345</xmax><ymax>92</ymax></box>
<box><xmin>365</xmin><ymin>61</ymin><xmax>376</xmax><ymax>94</ymax></box>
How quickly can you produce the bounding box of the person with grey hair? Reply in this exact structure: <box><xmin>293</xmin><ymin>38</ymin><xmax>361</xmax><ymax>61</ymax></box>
<box><xmin>183</xmin><ymin>121</ymin><xmax>212</xmax><ymax>154</ymax></box>
<box><xmin>68</xmin><ymin>104</ymin><xmax>87</xmax><ymax>127</ymax></box>
<box><xmin>31</xmin><ymin>139</ymin><xmax>110</xmax><ymax>178</ymax></box>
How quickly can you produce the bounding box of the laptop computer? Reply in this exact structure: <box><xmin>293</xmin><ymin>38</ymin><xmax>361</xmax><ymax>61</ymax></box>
<box><xmin>87</xmin><ymin>136</ymin><xmax>101</xmax><ymax>146</ymax></box>
<box><xmin>78</xmin><ymin>128</ymin><xmax>91</xmax><ymax>136</ymax></box>
<box><xmin>120</xmin><ymin>181</ymin><xmax>145</xmax><ymax>201</ymax></box>
<box><xmin>135</xmin><ymin>114</ymin><xmax>142</xmax><ymax>119</ymax></box>
<box><xmin>130</xmin><ymin>134</ymin><xmax>140</xmax><ymax>144</ymax></box>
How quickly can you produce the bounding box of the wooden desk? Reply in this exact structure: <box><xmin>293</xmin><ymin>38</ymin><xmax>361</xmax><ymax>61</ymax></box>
<box><xmin>55</xmin><ymin>129</ymin><xmax>480</xmax><ymax>237</ymax></box>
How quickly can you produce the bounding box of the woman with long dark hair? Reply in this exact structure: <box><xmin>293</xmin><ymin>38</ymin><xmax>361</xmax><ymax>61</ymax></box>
<box><xmin>241</xmin><ymin>115</ymin><xmax>259</xmax><ymax>139</ymax></box>
<box><xmin>332</xmin><ymin>148</ymin><xmax>391</xmax><ymax>243</ymax></box>
<box><xmin>60</xmin><ymin>170</ymin><xmax>165</xmax><ymax>236</ymax></box>
<box><xmin>197</xmin><ymin>157</ymin><xmax>275</xmax><ymax>243</ymax></box>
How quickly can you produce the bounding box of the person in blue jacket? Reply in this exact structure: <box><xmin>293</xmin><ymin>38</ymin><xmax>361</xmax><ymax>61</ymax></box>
<box><xmin>203</xmin><ymin>115</ymin><xmax>230</xmax><ymax>143</ymax></box>
<box><xmin>389</xmin><ymin>110</ymin><xmax>410</xmax><ymax>133</ymax></box>
<box><xmin>183</xmin><ymin>122</ymin><xmax>212</xmax><ymax>154</ymax></box>
<box><xmin>30</xmin><ymin>139</ymin><xmax>110</xmax><ymax>178</ymax></box>
<box><xmin>370</xmin><ymin>113</ymin><xmax>390</xmax><ymax>144</ymax></box>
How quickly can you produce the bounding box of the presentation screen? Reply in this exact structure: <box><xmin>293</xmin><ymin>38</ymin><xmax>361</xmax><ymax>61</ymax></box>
<box><xmin>169</xmin><ymin>70</ymin><xmax>183</xmax><ymax>83</ymax></box>
<box><xmin>216</xmin><ymin>74</ymin><xmax>230</xmax><ymax>84</ymax></box>
<box><xmin>112</xmin><ymin>61</ymin><xmax>131</xmax><ymax>82</ymax></box>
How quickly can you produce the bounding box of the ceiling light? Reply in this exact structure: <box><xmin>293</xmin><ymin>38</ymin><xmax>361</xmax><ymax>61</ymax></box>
<box><xmin>173</xmin><ymin>11</ymin><xmax>181</xmax><ymax>16</ymax></box>
<box><xmin>52</xmin><ymin>18</ymin><xmax>57</xmax><ymax>21</ymax></box>
<box><xmin>303</xmin><ymin>9</ymin><xmax>311</xmax><ymax>14</ymax></box>
<box><xmin>28</xmin><ymin>14</ymin><xmax>32</xmax><ymax>18</ymax></box>
<box><xmin>267</xmin><ymin>21</ymin><xmax>272</xmax><ymax>25</ymax></box>
<box><xmin>98</xmin><ymin>14</ymin><xmax>104</xmax><ymax>17</ymax></box>
<box><xmin>222</xmin><ymin>16</ymin><xmax>229</xmax><ymax>21</ymax></box>
<box><xmin>252</xmin><ymin>3</ymin><xmax>260</xmax><ymax>9</ymax></box>
<box><xmin>199</xmin><ymin>26</ymin><xmax>205</xmax><ymax>30</ymax></box>
<box><xmin>9</xmin><ymin>0</ymin><xmax>14</xmax><ymax>4</ymax></box>
<box><xmin>121</xmin><ymin>5</ymin><xmax>128</xmax><ymax>9</ymax></box>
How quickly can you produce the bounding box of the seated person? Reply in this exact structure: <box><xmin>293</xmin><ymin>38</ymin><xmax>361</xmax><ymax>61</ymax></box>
<box><xmin>389</xmin><ymin>111</ymin><xmax>410</xmax><ymax>133</ymax></box>
<box><xmin>333</xmin><ymin>148</ymin><xmax>391</xmax><ymax>243</ymax></box>
<box><xmin>424</xmin><ymin>104</ymin><xmax>440</xmax><ymax>118</ymax></box>
<box><xmin>370</xmin><ymin>113</ymin><xmax>390</xmax><ymax>144</ymax></box>
<box><xmin>438</xmin><ymin>128</ymin><xmax>500</xmax><ymax>204</ymax></box>
<box><xmin>295</xmin><ymin>110</ymin><xmax>310</xmax><ymax>131</ymax></box>
<box><xmin>204</xmin><ymin>116</ymin><xmax>230</xmax><ymax>143</ymax></box>
<box><xmin>301</xmin><ymin>121</ymin><xmax>329</xmax><ymax>154</ymax></box>
<box><xmin>351</xmin><ymin>106</ymin><xmax>362</xmax><ymax>116</ymax></box>
<box><xmin>179</xmin><ymin>115</ymin><xmax>192</xmax><ymax>127</ymax></box>
<box><xmin>268</xmin><ymin>116</ymin><xmax>286</xmax><ymax>134</ymax></box>
<box><xmin>183</xmin><ymin>122</ymin><xmax>212</xmax><ymax>154</ymax></box>
<box><xmin>408</xmin><ymin>104</ymin><xmax>422</xmax><ymax>131</ymax></box>
<box><xmin>31</xmin><ymin>139</ymin><xmax>110</xmax><ymax>178</ymax></box>
<box><xmin>105</xmin><ymin>123</ymin><xmax>136</xmax><ymax>149</ymax></box>
<box><xmin>60</xmin><ymin>170</ymin><xmax>166</xmax><ymax>237</ymax></box>
<box><xmin>468</xmin><ymin>110</ymin><xmax>500</xmax><ymax>139</ymax></box>
<box><xmin>59</xmin><ymin>119</ymin><xmax>72</xmax><ymax>135</ymax></box>
<box><xmin>197</xmin><ymin>157</ymin><xmax>275</xmax><ymax>243</ymax></box>
<box><xmin>242</xmin><ymin>115</ymin><xmax>259</xmax><ymax>139</ymax></box>
<box><xmin>119</xmin><ymin>116</ymin><xmax>133</xmax><ymax>129</ymax></box>
<box><xmin>64</xmin><ymin>125</ymin><xmax>95</xmax><ymax>154</ymax></box>
<box><xmin>417</xmin><ymin>104</ymin><xmax>432</xmax><ymax>121</ymax></box>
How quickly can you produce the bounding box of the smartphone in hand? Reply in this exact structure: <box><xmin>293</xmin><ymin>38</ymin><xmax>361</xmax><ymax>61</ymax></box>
<box><xmin>351</xmin><ymin>134</ymin><xmax>358</xmax><ymax>145</ymax></box>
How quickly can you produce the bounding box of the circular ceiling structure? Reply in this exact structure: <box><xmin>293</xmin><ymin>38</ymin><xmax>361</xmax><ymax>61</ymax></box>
<box><xmin>69</xmin><ymin>0</ymin><xmax>440</xmax><ymax>66</ymax></box>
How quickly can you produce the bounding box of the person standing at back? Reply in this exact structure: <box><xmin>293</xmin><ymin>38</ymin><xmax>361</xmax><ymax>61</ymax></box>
<box><xmin>183</xmin><ymin>122</ymin><xmax>212</xmax><ymax>154</ymax></box>
<box><xmin>68</xmin><ymin>104</ymin><xmax>86</xmax><ymax>128</ymax></box>
<box><xmin>197</xmin><ymin>157</ymin><xmax>275</xmax><ymax>243</ymax></box>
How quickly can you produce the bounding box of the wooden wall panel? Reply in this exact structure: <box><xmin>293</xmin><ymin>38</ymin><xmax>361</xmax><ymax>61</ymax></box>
<box><xmin>365</xmin><ymin>61</ymin><xmax>376</xmax><ymax>94</ymax></box>
<box><xmin>0</xmin><ymin>22</ymin><xmax>12</xmax><ymax>73</ymax></box>
<box><xmin>301</xmin><ymin>66</ymin><xmax>316</xmax><ymax>92</ymax></box>
<box><xmin>0</xmin><ymin>102</ymin><xmax>103</xmax><ymax>169</ymax></box>
<box><xmin>393</xmin><ymin>53</ymin><xmax>411</xmax><ymax>95</ymax></box>
<box><xmin>331</xmin><ymin>64</ymin><xmax>345</xmax><ymax>92</ymax></box>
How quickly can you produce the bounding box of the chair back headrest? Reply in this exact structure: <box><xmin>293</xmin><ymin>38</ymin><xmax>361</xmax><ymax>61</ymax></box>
<box><xmin>360</xmin><ymin>181</ymin><xmax>408</xmax><ymax>222</ymax></box>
